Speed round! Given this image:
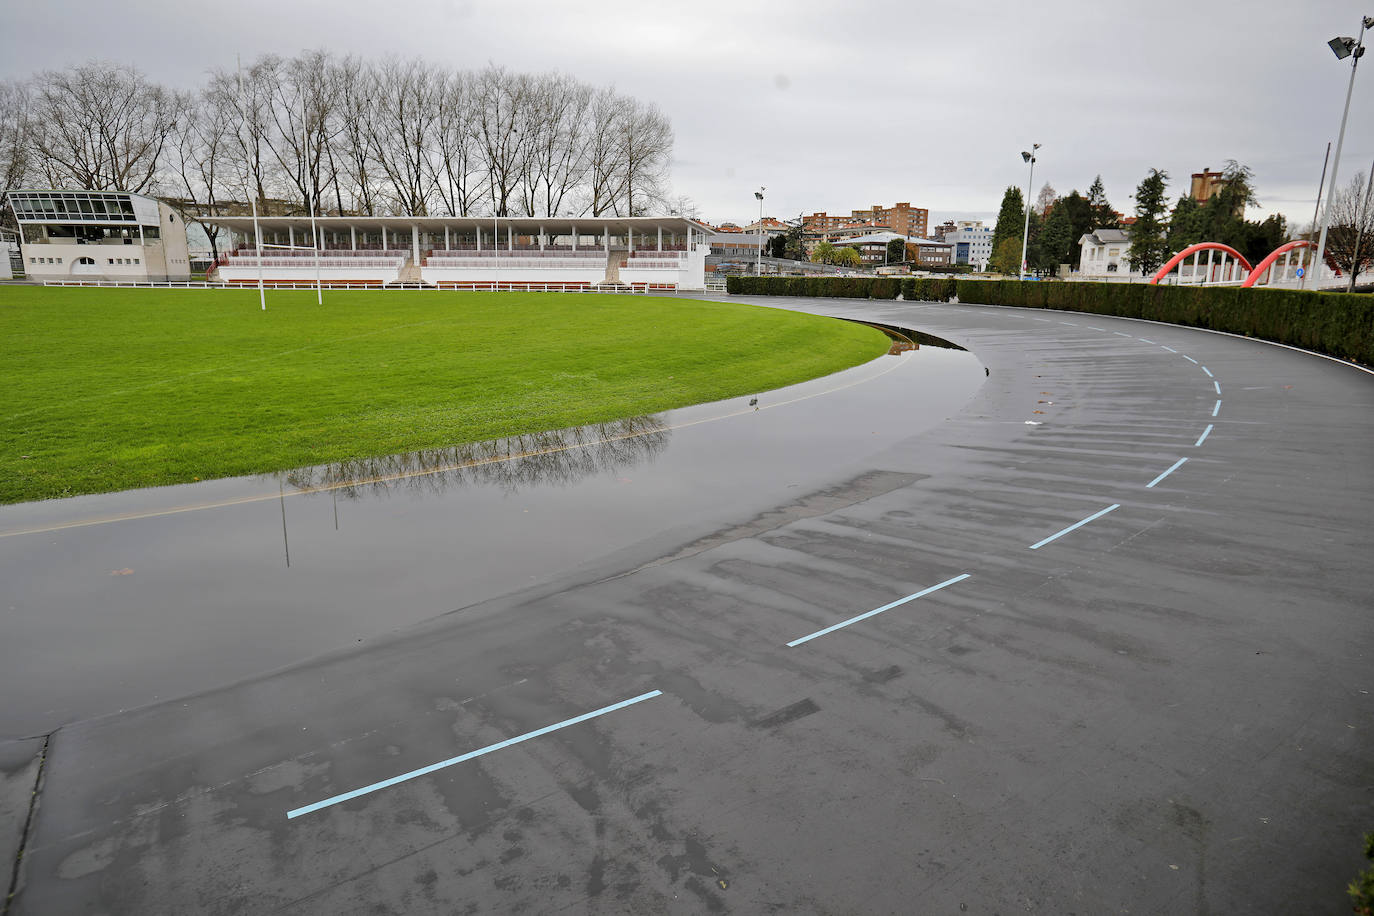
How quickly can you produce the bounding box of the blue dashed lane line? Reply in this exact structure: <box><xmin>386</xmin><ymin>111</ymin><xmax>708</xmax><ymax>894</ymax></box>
<box><xmin>288</xmin><ymin>690</ymin><xmax>664</xmax><ymax>819</ymax></box>
<box><xmin>786</xmin><ymin>574</ymin><xmax>972</xmax><ymax>647</ymax></box>
<box><xmin>1195</xmin><ymin>425</ymin><xmax>1213</xmax><ymax>446</ymax></box>
<box><xmin>1029</xmin><ymin>505</ymin><xmax>1121</xmax><ymax>550</ymax></box>
<box><xmin>1147</xmin><ymin>458</ymin><xmax>1189</xmax><ymax>489</ymax></box>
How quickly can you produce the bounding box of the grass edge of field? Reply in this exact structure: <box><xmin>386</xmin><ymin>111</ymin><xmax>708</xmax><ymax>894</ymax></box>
<box><xmin>1</xmin><ymin>289</ymin><xmax>892</xmax><ymax>505</ymax></box>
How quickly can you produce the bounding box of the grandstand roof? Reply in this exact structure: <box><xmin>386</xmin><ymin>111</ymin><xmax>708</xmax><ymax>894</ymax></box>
<box><xmin>202</xmin><ymin>215</ymin><xmax>712</xmax><ymax>237</ymax></box>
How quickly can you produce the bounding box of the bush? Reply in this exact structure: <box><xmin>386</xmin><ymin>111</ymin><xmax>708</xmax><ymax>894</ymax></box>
<box><xmin>727</xmin><ymin>275</ymin><xmax>1374</xmax><ymax>365</ymax></box>
<box><xmin>1351</xmin><ymin>833</ymin><xmax>1374</xmax><ymax>916</ymax></box>
<box><xmin>726</xmin><ymin>276</ymin><xmax>902</xmax><ymax>299</ymax></box>
<box><xmin>950</xmin><ymin>280</ymin><xmax>1374</xmax><ymax>366</ymax></box>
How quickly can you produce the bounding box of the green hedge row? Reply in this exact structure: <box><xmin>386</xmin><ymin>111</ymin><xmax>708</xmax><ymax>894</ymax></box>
<box><xmin>725</xmin><ymin>276</ymin><xmax>905</xmax><ymax>299</ymax></box>
<box><xmin>725</xmin><ymin>275</ymin><xmax>1374</xmax><ymax>366</ymax></box>
<box><xmin>725</xmin><ymin>275</ymin><xmax>958</xmax><ymax>302</ymax></box>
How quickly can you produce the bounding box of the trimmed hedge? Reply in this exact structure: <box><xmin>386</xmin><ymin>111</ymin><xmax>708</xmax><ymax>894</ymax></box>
<box><xmin>953</xmin><ymin>280</ymin><xmax>1374</xmax><ymax>366</ymax></box>
<box><xmin>725</xmin><ymin>275</ymin><xmax>903</xmax><ymax>299</ymax></box>
<box><xmin>725</xmin><ymin>275</ymin><xmax>1374</xmax><ymax>366</ymax></box>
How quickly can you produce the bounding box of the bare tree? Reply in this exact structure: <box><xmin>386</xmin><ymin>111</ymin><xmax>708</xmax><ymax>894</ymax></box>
<box><xmin>475</xmin><ymin>66</ymin><xmax>529</xmax><ymax>216</ymax></box>
<box><xmin>14</xmin><ymin>53</ymin><xmax>677</xmax><ymax>225</ymax></box>
<box><xmin>29</xmin><ymin>63</ymin><xmax>177</xmax><ymax>193</ymax></box>
<box><xmin>428</xmin><ymin>69</ymin><xmax>484</xmax><ymax>217</ymax></box>
<box><xmin>520</xmin><ymin>73</ymin><xmax>591</xmax><ymax>217</ymax></box>
<box><xmin>617</xmin><ymin>99</ymin><xmax>672</xmax><ymax>217</ymax></box>
<box><xmin>208</xmin><ymin>60</ymin><xmax>280</xmax><ymax>213</ymax></box>
<box><xmin>1036</xmin><ymin>182</ymin><xmax>1057</xmax><ymax>216</ymax></box>
<box><xmin>584</xmin><ymin>87</ymin><xmax>623</xmax><ymax>217</ymax></box>
<box><xmin>253</xmin><ymin>51</ymin><xmax>340</xmax><ymax>215</ymax></box>
<box><xmin>0</xmin><ymin>80</ymin><xmax>33</xmax><ymax>192</ymax></box>
<box><xmin>329</xmin><ymin>56</ymin><xmax>377</xmax><ymax>216</ymax></box>
<box><xmin>168</xmin><ymin>89</ymin><xmax>237</xmax><ymax>261</ymax></box>
<box><xmin>366</xmin><ymin>59</ymin><xmax>439</xmax><ymax>215</ymax></box>
<box><xmin>1323</xmin><ymin>168</ymin><xmax>1374</xmax><ymax>290</ymax></box>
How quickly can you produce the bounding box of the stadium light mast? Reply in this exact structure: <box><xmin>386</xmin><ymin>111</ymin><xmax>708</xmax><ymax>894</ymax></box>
<box><xmin>1019</xmin><ymin>144</ymin><xmax>1040</xmax><ymax>281</ymax></box>
<box><xmin>755</xmin><ymin>187</ymin><xmax>765</xmax><ymax>276</ymax></box>
<box><xmin>1313</xmin><ymin>15</ymin><xmax>1373</xmax><ymax>290</ymax></box>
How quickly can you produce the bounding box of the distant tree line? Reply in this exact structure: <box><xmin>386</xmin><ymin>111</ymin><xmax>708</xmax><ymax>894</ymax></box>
<box><xmin>988</xmin><ymin>162</ymin><xmax>1295</xmax><ymax>278</ymax></box>
<box><xmin>0</xmin><ymin>53</ymin><xmax>678</xmax><ymax>257</ymax></box>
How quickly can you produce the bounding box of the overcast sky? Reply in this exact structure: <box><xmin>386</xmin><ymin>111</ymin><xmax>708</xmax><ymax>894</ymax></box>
<box><xmin>4</xmin><ymin>0</ymin><xmax>1371</xmax><ymax>231</ymax></box>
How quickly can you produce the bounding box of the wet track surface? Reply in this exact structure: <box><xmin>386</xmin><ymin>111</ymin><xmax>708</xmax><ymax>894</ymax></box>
<box><xmin>4</xmin><ymin>297</ymin><xmax>1373</xmax><ymax>914</ymax></box>
<box><xmin>0</xmin><ymin>337</ymin><xmax>981</xmax><ymax>737</ymax></box>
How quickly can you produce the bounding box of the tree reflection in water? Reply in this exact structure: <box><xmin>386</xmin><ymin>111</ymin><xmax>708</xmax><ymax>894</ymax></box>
<box><xmin>272</xmin><ymin>415</ymin><xmax>671</xmax><ymax>500</ymax></box>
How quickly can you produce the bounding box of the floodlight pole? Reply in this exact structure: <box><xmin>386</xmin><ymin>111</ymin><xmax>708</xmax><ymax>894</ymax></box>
<box><xmin>1313</xmin><ymin>16</ymin><xmax>1372</xmax><ymax>291</ymax></box>
<box><xmin>1020</xmin><ymin>144</ymin><xmax>1040</xmax><ymax>281</ymax></box>
<box><xmin>755</xmin><ymin>187</ymin><xmax>765</xmax><ymax>276</ymax></box>
<box><xmin>251</xmin><ymin>197</ymin><xmax>265</xmax><ymax>310</ymax></box>
<box><xmin>1303</xmin><ymin>142</ymin><xmax>1331</xmax><ymax>290</ymax></box>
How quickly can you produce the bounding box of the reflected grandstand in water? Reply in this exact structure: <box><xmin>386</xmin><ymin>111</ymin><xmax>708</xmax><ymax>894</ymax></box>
<box><xmin>270</xmin><ymin>414</ymin><xmax>670</xmax><ymax>500</ymax></box>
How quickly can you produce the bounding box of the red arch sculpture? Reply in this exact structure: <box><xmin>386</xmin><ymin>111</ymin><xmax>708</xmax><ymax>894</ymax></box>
<box><xmin>1149</xmin><ymin>243</ymin><xmax>1253</xmax><ymax>285</ymax></box>
<box><xmin>1241</xmin><ymin>240</ymin><xmax>1315</xmax><ymax>288</ymax></box>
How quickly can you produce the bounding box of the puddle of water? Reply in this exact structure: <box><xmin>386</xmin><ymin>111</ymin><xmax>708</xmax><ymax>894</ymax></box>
<box><xmin>0</xmin><ymin>333</ymin><xmax>983</xmax><ymax>736</ymax></box>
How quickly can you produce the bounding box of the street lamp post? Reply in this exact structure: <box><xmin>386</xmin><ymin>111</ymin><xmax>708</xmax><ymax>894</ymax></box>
<box><xmin>1019</xmin><ymin>144</ymin><xmax>1040</xmax><ymax>281</ymax></box>
<box><xmin>1313</xmin><ymin>15</ymin><xmax>1373</xmax><ymax>290</ymax></box>
<box><xmin>755</xmin><ymin>187</ymin><xmax>765</xmax><ymax>276</ymax></box>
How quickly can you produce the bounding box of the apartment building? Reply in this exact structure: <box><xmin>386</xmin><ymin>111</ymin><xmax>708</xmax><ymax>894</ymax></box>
<box><xmin>849</xmin><ymin>202</ymin><xmax>928</xmax><ymax>239</ymax></box>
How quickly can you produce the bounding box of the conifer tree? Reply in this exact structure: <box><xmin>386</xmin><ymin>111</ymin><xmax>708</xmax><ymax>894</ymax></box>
<box><xmin>1087</xmin><ymin>175</ymin><xmax>1119</xmax><ymax>229</ymax></box>
<box><xmin>990</xmin><ymin>185</ymin><xmax>1026</xmax><ymax>256</ymax></box>
<box><xmin>1129</xmin><ymin>168</ymin><xmax>1170</xmax><ymax>275</ymax></box>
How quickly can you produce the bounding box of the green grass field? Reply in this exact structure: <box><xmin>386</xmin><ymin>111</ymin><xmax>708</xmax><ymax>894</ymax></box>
<box><xmin>0</xmin><ymin>286</ymin><xmax>888</xmax><ymax>504</ymax></box>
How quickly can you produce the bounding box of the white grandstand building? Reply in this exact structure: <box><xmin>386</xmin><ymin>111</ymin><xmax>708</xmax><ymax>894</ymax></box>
<box><xmin>3</xmin><ymin>189</ymin><xmax>192</xmax><ymax>282</ymax></box>
<box><xmin>203</xmin><ymin>215</ymin><xmax>711</xmax><ymax>291</ymax></box>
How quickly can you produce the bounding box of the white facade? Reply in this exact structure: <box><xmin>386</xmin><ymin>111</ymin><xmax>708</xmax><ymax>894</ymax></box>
<box><xmin>3</xmin><ymin>190</ymin><xmax>191</xmax><ymax>281</ymax></box>
<box><xmin>1</xmin><ymin>229</ymin><xmax>17</xmax><ymax>279</ymax></box>
<box><xmin>946</xmin><ymin>220</ymin><xmax>993</xmax><ymax>267</ymax></box>
<box><xmin>1077</xmin><ymin>228</ymin><xmax>1133</xmax><ymax>277</ymax></box>
<box><xmin>207</xmin><ymin>216</ymin><xmax>709</xmax><ymax>291</ymax></box>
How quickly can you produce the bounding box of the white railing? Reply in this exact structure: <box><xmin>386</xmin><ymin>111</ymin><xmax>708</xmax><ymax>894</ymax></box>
<box><xmin>425</xmin><ymin>257</ymin><xmax>605</xmax><ymax>269</ymax></box>
<box><xmin>224</xmin><ymin>257</ymin><xmax>403</xmax><ymax>269</ymax></box>
<box><xmin>229</xmin><ymin>248</ymin><xmax>408</xmax><ymax>259</ymax></box>
<box><xmin>428</xmin><ymin>249</ymin><xmax>604</xmax><ymax>259</ymax></box>
<box><xmin>624</xmin><ymin>259</ymin><xmax>686</xmax><ymax>271</ymax></box>
<box><xmin>43</xmin><ymin>279</ymin><xmax>663</xmax><ymax>293</ymax></box>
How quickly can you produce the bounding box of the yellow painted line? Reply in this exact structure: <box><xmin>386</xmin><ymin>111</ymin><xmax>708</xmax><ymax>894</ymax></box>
<box><xmin>0</xmin><ymin>356</ymin><xmax>908</xmax><ymax>540</ymax></box>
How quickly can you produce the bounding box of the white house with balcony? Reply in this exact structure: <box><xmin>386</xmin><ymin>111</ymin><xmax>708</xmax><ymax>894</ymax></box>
<box><xmin>1077</xmin><ymin>228</ymin><xmax>1133</xmax><ymax>277</ymax></box>
<box><xmin>202</xmin><ymin>215</ymin><xmax>710</xmax><ymax>291</ymax></box>
<box><xmin>2</xmin><ymin>189</ymin><xmax>191</xmax><ymax>281</ymax></box>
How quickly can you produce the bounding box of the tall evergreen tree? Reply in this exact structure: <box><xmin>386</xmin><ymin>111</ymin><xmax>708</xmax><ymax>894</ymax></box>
<box><xmin>1022</xmin><ymin>209</ymin><xmax>1043</xmax><ymax>275</ymax></box>
<box><xmin>1059</xmin><ymin>190</ymin><xmax>1094</xmax><ymax>268</ymax></box>
<box><xmin>1168</xmin><ymin>195</ymin><xmax>1204</xmax><ymax>252</ymax></box>
<box><xmin>1129</xmin><ymin>168</ymin><xmax>1170</xmax><ymax>275</ymax></box>
<box><xmin>990</xmin><ymin>185</ymin><xmax>1026</xmax><ymax>256</ymax></box>
<box><xmin>1035</xmin><ymin>200</ymin><xmax>1073</xmax><ymax>273</ymax></box>
<box><xmin>1086</xmin><ymin>175</ymin><xmax>1120</xmax><ymax>229</ymax></box>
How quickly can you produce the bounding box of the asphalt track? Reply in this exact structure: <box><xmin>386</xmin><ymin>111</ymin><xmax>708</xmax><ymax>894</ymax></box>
<box><xmin>5</xmin><ymin>297</ymin><xmax>1374</xmax><ymax>914</ymax></box>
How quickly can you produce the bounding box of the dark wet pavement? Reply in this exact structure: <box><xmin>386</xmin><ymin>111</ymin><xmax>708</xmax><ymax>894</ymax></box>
<box><xmin>0</xmin><ymin>340</ymin><xmax>983</xmax><ymax>737</ymax></box>
<box><xmin>6</xmin><ymin>298</ymin><xmax>1373</xmax><ymax>915</ymax></box>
